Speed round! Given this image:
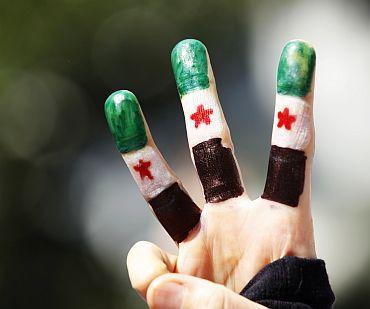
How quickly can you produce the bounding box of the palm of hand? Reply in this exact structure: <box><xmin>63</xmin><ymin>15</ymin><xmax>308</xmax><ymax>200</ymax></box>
<box><xmin>177</xmin><ymin>196</ymin><xmax>315</xmax><ymax>293</ymax></box>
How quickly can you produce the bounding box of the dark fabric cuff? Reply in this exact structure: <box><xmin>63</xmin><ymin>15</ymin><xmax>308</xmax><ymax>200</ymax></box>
<box><xmin>240</xmin><ymin>256</ymin><xmax>335</xmax><ymax>309</ymax></box>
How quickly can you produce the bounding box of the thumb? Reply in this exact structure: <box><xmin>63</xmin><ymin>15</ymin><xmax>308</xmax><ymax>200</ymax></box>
<box><xmin>147</xmin><ymin>273</ymin><xmax>267</xmax><ymax>309</ymax></box>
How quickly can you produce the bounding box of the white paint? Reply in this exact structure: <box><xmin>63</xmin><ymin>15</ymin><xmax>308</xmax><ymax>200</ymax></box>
<box><xmin>123</xmin><ymin>145</ymin><xmax>177</xmax><ymax>200</ymax></box>
<box><xmin>180</xmin><ymin>55</ymin><xmax>233</xmax><ymax>149</ymax></box>
<box><xmin>271</xmin><ymin>94</ymin><xmax>312</xmax><ymax>150</ymax></box>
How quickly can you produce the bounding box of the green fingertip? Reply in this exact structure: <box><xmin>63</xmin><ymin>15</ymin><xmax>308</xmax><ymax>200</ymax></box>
<box><xmin>277</xmin><ymin>40</ymin><xmax>316</xmax><ymax>97</ymax></box>
<box><xmin>171</xmin><ymin>39</ymin><xmax>210</xmax><ymax>96</ymax></box>
<box><xmin>104</xmin><ymin>90</ymin><xmax>147</xmax><ymax>153</ymax></box>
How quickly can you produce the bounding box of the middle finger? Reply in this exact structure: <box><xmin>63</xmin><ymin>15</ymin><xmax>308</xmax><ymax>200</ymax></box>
<box><xmin>171</xmin><ymin>39</ymin><xmax>247</xmax><ymax>204</ymax></box>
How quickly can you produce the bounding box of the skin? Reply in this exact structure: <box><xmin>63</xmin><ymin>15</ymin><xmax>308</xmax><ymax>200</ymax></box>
<box><xmin>107</xmin><ymin>39</ymin><xmax>317</xmax><ymax>308</ymax></box>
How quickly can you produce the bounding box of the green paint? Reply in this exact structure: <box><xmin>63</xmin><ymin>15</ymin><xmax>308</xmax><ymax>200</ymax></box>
<box><xmin>171</xmin><ymin>39</ymin><xmax>209</xmax><ymax>96</ymax></box>
<box><xmin>104</xmin><ymin>90</ymin><xmax>147</xmax><ymax>153</ymax></box>
<box><xmin>277</xmin><ymin>40</ymin><xmax>316</xmax><ymax>97</ymax></box>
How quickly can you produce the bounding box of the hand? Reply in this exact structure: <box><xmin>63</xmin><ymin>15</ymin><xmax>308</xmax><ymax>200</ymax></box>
<box><xmin>105</xmin><ymin>39</ymin><xmax>317</xmax><ymax>308</ymax></box>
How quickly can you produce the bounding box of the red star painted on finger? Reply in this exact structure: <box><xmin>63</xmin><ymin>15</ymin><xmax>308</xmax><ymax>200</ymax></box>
<box><xmin>133</xmin><ymin>159</ymin><xmax>154</xmax><ymax>180</ymax></box>
<box><xmin>277</xmin><ymin>107</ymin><xmax>296</xmax><ymax>130</ymax></box>
<box><xmin>190</xmin><ymin>104</ymin><xmax>213</xmax><ymax>128</ymax></box>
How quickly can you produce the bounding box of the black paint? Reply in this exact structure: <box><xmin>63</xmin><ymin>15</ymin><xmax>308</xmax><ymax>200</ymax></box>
<box><xmin>192</xmin><ymin>138</ymin><xmax>244</xmax><ymax>203</ymax></box>
<box><xmin>262</xmin><ymin>145</ymin><xmax>306</xmax><ymax>207</ymax></box>
<box><xmin>148</xmin><ymin>182</ymin><xmax>201</xmax><ymax>243</ymax></box>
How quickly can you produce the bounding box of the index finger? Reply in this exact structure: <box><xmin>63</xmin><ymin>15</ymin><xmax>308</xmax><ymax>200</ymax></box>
<box><xmin>105</xmin><ymin>90</ymin><xmax>201</xmax><ymax>243</ymax></box>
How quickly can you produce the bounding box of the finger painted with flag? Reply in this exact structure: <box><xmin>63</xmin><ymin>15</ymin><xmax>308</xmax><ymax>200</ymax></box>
<box><xmin>105</xmin><ymin>90</ymin><xmax>201</xmax><ymax>243</ymax></box>
<box><xmin>262</xmin><ymin>40</ymin><xmax>316</xmax><ymax>208</ymax></box>
<box><xmin>171</xmin><ymin>39</ymin><xmax>246</xmax><ymax>204</ymax></box>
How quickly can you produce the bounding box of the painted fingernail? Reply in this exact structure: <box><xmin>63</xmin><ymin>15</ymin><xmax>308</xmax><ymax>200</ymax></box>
<box><xmin>104</xmin><ymin>90</ymin><xmax>147</xmax><ymax>153</ymax></box>
<box><xmin>171</xmin><ymin>39</ymin><xmax>210</xmax><ymax>97</ymax></box>
<box><xmin>277</xmin><ymin>40</ymin><xmax>316</xmax><ymax>97</ymax></box>
<box><xmin>152</xmin><ymin>282</ymin><xmax>185</xmax><ymax>309</ymax></box>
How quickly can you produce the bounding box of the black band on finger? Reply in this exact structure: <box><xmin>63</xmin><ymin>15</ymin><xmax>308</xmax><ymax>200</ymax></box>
<box><xmin>148</xmin><ymin>182</ymin><xmax>201</xmax><ymax>243</ymax></box>
<box><xmin>262</xmin><ymin>145</ymin><xmax>306</xmax><ymax>207</ymax></box>
<box><xmin>192</xmin><ymin>138</ymin><xmax>244</xmax><ymax>203</ymax></box>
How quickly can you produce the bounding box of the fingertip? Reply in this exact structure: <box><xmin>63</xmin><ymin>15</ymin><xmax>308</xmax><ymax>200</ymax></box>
<box><xmin>285</xmin><ymin>39</ymin><xmax>316</xmax><ymax>50</ymax></box>
<box><xmin>171</xmin><ymin>38</ymin><xmax>210</xmax><ymax>96</ymax></box>
<box><xmin>105</xmin><ymin>90</ymin><xmax>201</xmax><ymax>244</ymax></box>
<box><xmin>126</xmin><ymin>240</ymin><xmax>152</xmax><ymax>266</ymax></box>
<box><xmin>277</xmin><ymin>40</ymin><xmax>316</xmax><ymax>98</ymax></box>
<box><xmin>126</xmin><ymin>242</ymin><xmax>175</xmax><ymax>299</ymax></box>
<box><xmin>171</xmin><ymin>38</ymin><xmax>207</xmax><ymax>64</ymax></box>
<box><xmin>104</xmin><ymin>89</ymin><xmax>148</xmax><ymax>153</ymax></box>
<box><xmin>171</xmin><ymin>39</ymin><xmax>247</xmax><ymax>203</ymax></box>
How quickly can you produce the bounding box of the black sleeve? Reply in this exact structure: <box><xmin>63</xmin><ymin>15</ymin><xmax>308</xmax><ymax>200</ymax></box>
<box><xmin>239</xmin><ymin>256</ymin><xmax>335</xmax><ymax>309</ymax></box>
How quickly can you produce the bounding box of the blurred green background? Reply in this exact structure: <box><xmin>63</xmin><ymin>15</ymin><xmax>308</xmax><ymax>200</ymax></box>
<box><xmin>0</xmin><ymin>0</ymin><xmax>369</xmax><ymax>308</ymax></box>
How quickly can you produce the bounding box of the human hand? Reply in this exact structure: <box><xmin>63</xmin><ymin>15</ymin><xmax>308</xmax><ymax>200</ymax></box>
<box><xmin>105</xmin><ymin>39</ymin><xmax>316</xmax><ymax>308</ymax></box>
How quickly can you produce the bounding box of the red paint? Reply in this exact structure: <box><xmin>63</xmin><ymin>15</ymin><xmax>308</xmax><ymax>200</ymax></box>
<box><xmin>277</xmin><ymin>107</ymin><xmax>296</xmax><ymax>130</ymax></box>
<box><xmin>190</xmin><ymin>105</ymin><xmax>213</xmax><ymax>128</ymax></box>
<box><xmin>134</xmin><ymin>159</ymin><xmax>154</xmax><ymax>180</ymax></box>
